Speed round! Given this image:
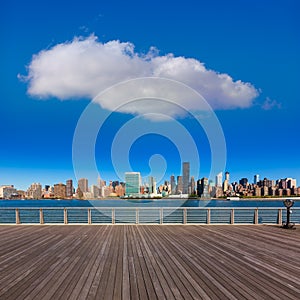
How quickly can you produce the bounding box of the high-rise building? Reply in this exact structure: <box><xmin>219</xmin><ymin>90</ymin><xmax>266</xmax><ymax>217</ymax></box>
<box><xmin>54</xmin><ymin>183</ymin><xmax>66</xmax><ymax>198</ymax></box>
<box><xmin>97</xmin><ymin>175</ymin><xmax>106</xmax><ymax>189</ymax></box>
<box><xmin>148</xmin><ymin>176</ymin><xmax>156</xmax><ymax>194</ymax></box>
<box><xmin>225</xmin><ymin>171</ymin><xmax>230</xmax><ymax>182</ymax></box>
<box><xmin>254</xmin><ymin>174</ymin><xmax>259</xmax><ymax>184</ymax></box>
<box><xmin>222</xmin><ymin>172</ymin><xmax>230</xmax><ymax>192</ymax></box>
<box><xmin>261</xmin><ymin>186</ymin><xmax>269</xmax><ymax>196</ymax></box>
<box><xmin>112</xmin><ymin>181</ymin><xmax>119</xmax><ymax>190</ymax></box>
<box><xmin>90</xmin><ymin>185</ymin><xmax>100</xmax><ymax>198</ymax></box>
<box><xmin>190</xmin><ymin>176</ymin><xmax>195</xmax><ymax>195</ymax></box>
<box><xmin>269</xmin><ymin>187</ymin><xmax>276</xmax><ymax>196</ymax></box>
<box><xmin>258</xmin><ymin>178</ymin><xmax>274</xmax><ymax>188</ymax></box>
<box><xmin>78</xmin><ymin>178</ymin><xmax>88</xmax><ymax>193</ymax></box>
<box><xmin>278</xmin><ymin>179</ymin><xmax>287</xmax><ymax>189</ymax></box>
<box><xmin>254</xmin><ymin>187</ymin><xmax>261</xmax><ymax>197</ymax></box>
<box><xmin>76</xmin><ymin>186</ymin><xmax>83</xmax><ymax>198</ymax></box>
<box><xmin>223</xmin><ymin>179</ymin><xmax>229</xmax><ymax>192</ymax></box>
<box><xmin>182</xmin><ymin>162</ymin><xmax>190</xmax><ymax>194</ymax></box>
<box><xmin>239</xmin><ymin>178</ymin><xmax>248</xmax><ymax>188</ymax></box>
<box><xmin>287</xmin><ymin>178</ymin><xmax>297</xmax><ymax>189</ymax></box>
<box><xmin>27</xmin><ymin>183</ymin><xmax>42</xmax><ymax>199</ymax></box>
<box><xmin>0</xmin><ymin>185</ymin><xmax>17</xmax><ymax>199</ymax></box>
<box><xmin>176</xmin><ymin>176</ymin><xmax>183</xmax><ymax>194</ymax></box>
<box><xmin>66</xmin><ymin>179</ymin><xmax>73</xmax><ymax>198</ymax></box>
<box><xmin>170</xmin><ymin>175</ymin><xmax>176</xmax><ymax>195</ymax></box>
<box><xmin>115</xmin><ymin>183</ymin><xmax>125</xmax><ymax>197</ymax></box>
<box><xmin>125</xmin><ymin>172</ymin><xmax>141</xmax><ymax>196</ymax></box>
<box><xmin>196</xmin><ymin>179</ymin><xmax>201</xmax><ymax>196</ymax></box>
<box><xmin>197</xmin><ymin>177</ymin><xmax>210</xmax><ymax>198</ymax></box>
<box><xmin>42</xmin><ymin>185</ymin><xmax>54</xmax><ymax>198</ymax></box>
<box><xmin>216</xmin><ymin>172</ymin><xmax>223</xmax><ymax>187</ymax></box>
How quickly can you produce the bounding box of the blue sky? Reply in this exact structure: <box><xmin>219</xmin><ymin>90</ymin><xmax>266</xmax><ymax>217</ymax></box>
<box><xmin>1</xmin><ymin>0</ymin><xmax>299</xmax><ymax>190</ymax></box>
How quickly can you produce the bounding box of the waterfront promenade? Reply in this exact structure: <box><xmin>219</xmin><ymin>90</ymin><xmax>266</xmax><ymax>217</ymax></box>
<box><xmin>0</xmin><ymin>225</ymin><xmax>299</xmax><ymax>299</ymax></box>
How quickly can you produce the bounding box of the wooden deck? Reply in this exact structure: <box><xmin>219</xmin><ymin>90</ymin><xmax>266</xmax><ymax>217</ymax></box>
<box><xmin>0</xmin><ymin>225</ymin><xmax>299</xmax><ymax>300</ymax></box>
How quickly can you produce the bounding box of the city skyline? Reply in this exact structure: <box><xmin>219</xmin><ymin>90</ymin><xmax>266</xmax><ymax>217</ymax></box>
<box><xmin>1</xmin><ymin>167</ymin><xmax>298</xmax><ymax>199</ymax></box>
<box><xmin>1</xmin><ymin>0</ymin><xmax>299</xmax><ymax>189</ymax></box>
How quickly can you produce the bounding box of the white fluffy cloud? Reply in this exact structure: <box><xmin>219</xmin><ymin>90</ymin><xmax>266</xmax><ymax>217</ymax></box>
<box><xmin>22</xmin><ymin>35</ymin><xmax>259</xmax><ymax>115</ymax></box>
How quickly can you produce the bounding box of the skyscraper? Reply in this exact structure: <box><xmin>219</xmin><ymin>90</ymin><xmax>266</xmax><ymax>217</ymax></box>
<box><xmin>197</xmin><ymin>177</ymin><xmax>209</xmax><ymax>198</ymax></box>
<box><xmin>182</xmin><ymin>162</ymin><xmax>190</xmax><ymax>194</ymax></box>
<box><xmin>125</xmin><ymin>172</ymin><xmax>141</xmax><ymax>196</ymax></box>
<box><xmin>54</xmin><ymin>183</ymin><xmax>66</xmax><ymax>198</ymax></box>
<box><xmin>78</xmin><ymin>178</ymin><xmax>88</xmax><ymax>193</ymax></box>
<box><xmin>66</xmin><ymin>179</ymin><xmax>73</xmax><ymax>198</ymax></box>
<box><xmin>222</xmin><ymin>171</ymin><xmax>230</xmax><ymax>192</ymax></box>
<box><xmin>176</xmin><ymin>176</ymin><xmax>183</xmax><ymax>194</ymax></box>
<box><xmin>223</xmin><ymin>179</ymin><xmax>229</xmax><ymax>192</ymax></box>
<box><xmin>254</xmin><ymin>174</ymin><xmax>259</xmax><ymax>184</ymax></box>
<box><xmin>216</xmin><ymin>172</ymin><xmax>223</xmax><ymax>187</ymax></box>
<box><xmin>225</xmin><ymin>171</ymin><xmax>230</xmax><ymax>182</ymax></box>
<box><xmin>148</xmin><ymin>176</ymin><xmax>156</xmax><ymax>194</ymax></box>
<box><xmin>170</xmin><ymin>175</ymin><xmax>176</xmax><ymax>195</ymax></box>
<box><xmin>196</xmin><ymin>179</ymin><xmax>201</xmax><ymax>196</ymax></box>
<box><xmin>190</xmin><ymin>176</ymin><xmax>195</xmax><ymax>195</ymax></box>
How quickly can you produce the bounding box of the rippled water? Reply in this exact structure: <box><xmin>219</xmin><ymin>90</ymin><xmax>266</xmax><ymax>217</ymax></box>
<box><xmin>1</xmin><ymin>199</ymin><xmax>299</xmax><ymax>208</ymax></box>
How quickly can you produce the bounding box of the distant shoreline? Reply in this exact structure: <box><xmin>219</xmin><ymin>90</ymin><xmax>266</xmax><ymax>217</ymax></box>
<box><xmin>1</xmin><ymin>197</ymin><xmax>300</xmax><ymax>201</ymax></box>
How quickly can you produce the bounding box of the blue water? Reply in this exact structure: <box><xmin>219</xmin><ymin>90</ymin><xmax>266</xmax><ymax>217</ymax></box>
<box><xmin>1</xmin><ymin>199</ymin><xmax>300</xmax><ymax>224</ymax></box>
<box><xmin>1</xmin><ymin>199</ymin><xmax>299</xmax><ymax>208</ymax></box>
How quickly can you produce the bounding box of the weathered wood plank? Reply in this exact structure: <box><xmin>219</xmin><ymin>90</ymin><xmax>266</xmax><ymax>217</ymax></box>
<box><xmin>0</xmin><ymin>225</ymin><xmax>299</xmax><ymax>300</ymax></box>
<box><xmin>76</xmin><ymin>226</ymin><xmax>111</xmax><ymax>300</ymax></box>
<box><xmin>121</xmin><ymin>226</ymin><xmax>130</xmax><ymax>300</ymax></box>
<box><xmin>86</xmin><ymin>226</ymin><xmax>115</xmax><ymax>300</ymax></box>
<box><xmin>128</xmin><ymin>226</ymin><xmax>149</xmax><ymax>300</ymax></box>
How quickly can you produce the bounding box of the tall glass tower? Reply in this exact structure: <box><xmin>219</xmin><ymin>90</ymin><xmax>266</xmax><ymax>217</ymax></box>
<box><xmin>125</xmin><ymin>172</ymin><xmax>141</xmax><ymax>196</ymax></box>
<box><xmin>216</xmin><ymin>172</ymin><xmax>223</xmax><ymax>187</ymax></box>
<box><xmin>182</xmin><ymin>162</ymin><xmax>190</xmax><ymax>194</ymax></box>
<box><xmin>148</xmin><ymin>176</ymin><xmax>156</xmax><ymax>194</ymax></box>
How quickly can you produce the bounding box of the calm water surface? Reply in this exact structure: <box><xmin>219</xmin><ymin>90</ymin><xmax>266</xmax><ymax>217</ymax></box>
<box><xmin>1</xmin><ymin>199</ymin><xmax>300</xmax><ymax>208</ymax></box>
